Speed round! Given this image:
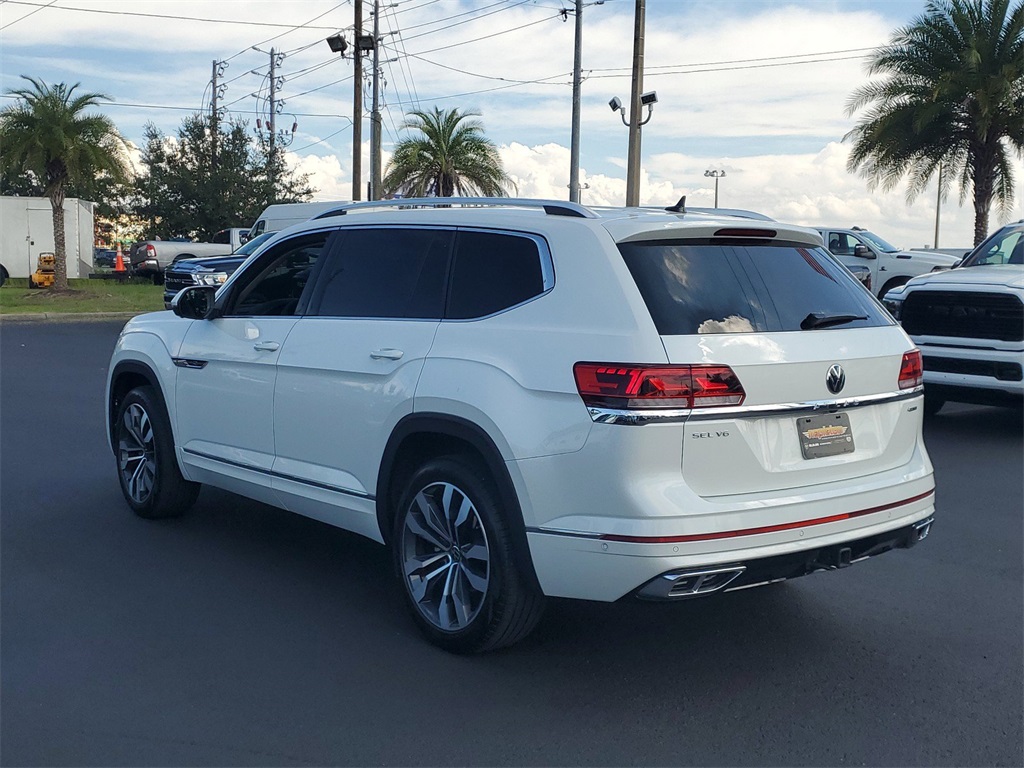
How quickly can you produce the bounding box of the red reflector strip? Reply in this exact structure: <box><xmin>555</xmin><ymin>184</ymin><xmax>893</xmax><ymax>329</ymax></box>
<box><xmin>599</xmin><ymin>489</ymin><xmax>935</xmax><ymax>544</ymax></box>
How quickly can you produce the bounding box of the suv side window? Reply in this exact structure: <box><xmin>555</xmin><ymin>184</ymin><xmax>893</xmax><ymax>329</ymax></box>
<box><xmin>225</xmin><ymin>232</ymin><xmax>330</xmax><ymax>317</ymax></box>
<box><xmin>309</xmin><ymin>227</ymin><xmax>452</xmax><ymax>318</ymax></box>
<box><xmin>212</xmin><ymin>230</ymin><xmax>231</xmax><ymax>245</ymax></box>
<box><xmin>447</xmin><ymin>230</ymin><xmax>548</xmax><ymax>319</ymax></box>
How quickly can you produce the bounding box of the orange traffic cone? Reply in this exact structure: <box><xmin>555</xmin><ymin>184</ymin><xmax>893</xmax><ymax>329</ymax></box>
<box><xmin>114</xmin><ymin>243</ymin><xmax>126</xmax><ymax>272</ymax></box>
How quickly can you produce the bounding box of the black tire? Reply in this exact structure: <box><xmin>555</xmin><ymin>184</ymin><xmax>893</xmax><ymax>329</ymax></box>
<box><xmin>923</xmin><ymin>395</ymin><xmax>945</xmax><ymax>417</ymax></box>
<box><xmin>392</xmin><ymin>455</ymin><xmax>545</xmax><ymax>653</ymax></box>
<box><xmin>151</xmin><ymin>272</ymin><xmax>164</xmax><ymax>286</ymax></box>
<box><xmin>114</xmin><ymin>385</ymin><xmax>199</xmax><ymax>519</ymax></box>
<box><xmin>0</xmin><ymin>265</ymin><xmax>8</xmax><ymax>288</ymax></box>
<box><xmin>878</xmin><ymin>276</ymin><xmax>909</xmax><ymax>300</ymax></box>
<box><xmin>27</xmin><ymin>274</ymin><xmax>35</xmax><ymax>289</ymax></box>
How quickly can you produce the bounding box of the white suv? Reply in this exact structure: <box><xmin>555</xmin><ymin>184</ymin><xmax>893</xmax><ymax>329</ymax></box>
<box><xmin>106</xmin><ymin>198</ymin><xmax>935</xmax><ymax>653</ymax></box>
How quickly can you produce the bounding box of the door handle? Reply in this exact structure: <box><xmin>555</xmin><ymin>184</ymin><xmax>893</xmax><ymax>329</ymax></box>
<box><xmin>253</xmin><ymin>341</ymin><xmax>280</xmax><ymax>352</ymax></box>
<box><xmin>370</xmin><ymin>348</ymin><xmax>404</xmax><ymax>360</ymax></box>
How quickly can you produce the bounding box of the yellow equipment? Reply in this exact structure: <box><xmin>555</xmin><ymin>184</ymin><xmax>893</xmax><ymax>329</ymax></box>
<box><xmin>28</xmin><ymin>252</ymin><xmax>56</xmax><ymax>289</ymax></box>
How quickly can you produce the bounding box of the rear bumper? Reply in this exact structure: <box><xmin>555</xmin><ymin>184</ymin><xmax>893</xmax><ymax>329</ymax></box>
<box><xmin>634</xmin><ymin>516</ymin><xmax>933</xmax><ymax>600</ymax></box>
<box><xmin>524</xmin><ymin>478</ymin><xmax>935</xmax><ymax>601</ymax></box>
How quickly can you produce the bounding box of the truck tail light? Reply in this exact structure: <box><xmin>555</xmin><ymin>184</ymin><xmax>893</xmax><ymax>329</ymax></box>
<box><xmin>144</xmin><ymin>244</ymin><xmax>156</xmax><ymax>259</ymax></box>
<box><xmin>573</xmin><ymin>363</ymin><xmax>745</xmax><ymax>410</ymax></box>
<box><xmin>899</xmin><ymin>349</ymin><xmax>923</xmax><ymax>389</ymax></box>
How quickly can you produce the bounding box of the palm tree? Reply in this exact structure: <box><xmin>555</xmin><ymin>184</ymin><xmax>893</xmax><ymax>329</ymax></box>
<box><xmin>845</xmin><ymin>0</ymin><xmax>1023</xmax><ymax>245</ymax></box>
<box><xmin>0</xmin><ymin>76</ymin><xmax>131</xmax><ymax>289</ymax></box>
<box><xmin>383</xmin><ymin>107</ymin><xmax>515</xmax><ymax>198</ymax></box>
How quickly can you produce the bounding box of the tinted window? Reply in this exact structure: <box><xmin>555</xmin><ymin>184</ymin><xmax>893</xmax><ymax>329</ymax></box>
<box><xmin>227</xmin><ymin>232</ymin><xmax>329</xmax><ymax>316</ymax></box>
<box><xmin>447</xmin><ymin>231</ymin><xmax>546</xmax><ymax>319</ymax></box>
<box><xmin>311</xmin><ymin>228</ymin><xmax>451</xmax><ymax>318</ymax></box>
<box><xmin>963</xmin><ymin>227</ymin><xmax>1024</xmax><ymax>266</ymax></box>
<box><xmin>619</xmin><ymin>240</ymin><xmax>890</xmax><ymax>335</ymax></box>
<box><xmin>212</xmin><ymin>230</ymin><xmax>231</xmax><ymax>244</ymax></box>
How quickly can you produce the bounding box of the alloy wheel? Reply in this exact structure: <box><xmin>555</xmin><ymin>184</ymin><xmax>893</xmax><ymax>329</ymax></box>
<box><xmin>118</xmin><ymin>403</ymin><xmax>156</xmax><ymax>504</ymax></box>
<box><xmin>401</xmin><ymin>481</ymin><xmax>490</xmax><ymax>631</ymax></box>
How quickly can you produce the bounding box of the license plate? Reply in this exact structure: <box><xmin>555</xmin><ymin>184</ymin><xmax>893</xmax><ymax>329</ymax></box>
<box><xmin>797</xmin><ymin>412</ymin><xmax>855</xmax><ymax>459</ymax></box>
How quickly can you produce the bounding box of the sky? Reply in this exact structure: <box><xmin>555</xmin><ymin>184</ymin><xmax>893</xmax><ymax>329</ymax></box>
<box><xmin>2</xmin><ymin>0</ymin><xmax>1022</xmax><ymax>249</ymax></box>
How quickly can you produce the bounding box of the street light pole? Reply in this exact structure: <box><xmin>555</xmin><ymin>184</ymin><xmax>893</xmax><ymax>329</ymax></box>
<box><xmin>625</xmin><ymin>0</ymin><xmax>645</xmax><ymax>207</ymax></box>
<box><xmin>353</xmin><ymin>0</ymin><xmax>363</xmax><ymax>200</ymax></box>
<box><xmin>704</xmin><ymin>169</ymin><xmax>725</xmax><ymax>207</ymax></box>
<box><xmin>569</xmin><ymin>0</ymin><xmax>583</xmax><ymax>203</ymax></box>
<box><xmin>370</xmin><ymin>0</ymin><xmax>382</xmax><ymax>201</ymax></box>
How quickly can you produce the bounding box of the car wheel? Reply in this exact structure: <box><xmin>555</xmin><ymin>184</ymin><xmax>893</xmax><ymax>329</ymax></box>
<box><xmin>0</xmin><ymin>265</ymin><xmax>8</xmax><ymax>288</ymax></box>
<box><xmin>27</xmin><ymin>274</ymin><xmax>35</xmax><ymax>289</ymax></box>
<box><xmin>115</xmin><ymin>386</ymin><xmax>199</xmax><ymax>519</ymax></box>
<box><xmin>393</xmin><ymin>456</ymin><xmax>544</xmax><ymax>653</ymax></box>
<box><xmin>923</xmin><ymin>396</ymin><xmax>945</xmax><ymax>417</ymax></box>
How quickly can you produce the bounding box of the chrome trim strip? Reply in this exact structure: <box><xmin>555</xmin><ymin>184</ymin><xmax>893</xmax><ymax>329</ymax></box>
<box><xmin>181</xmin><ymin>448</ymin><xmax>375</xmax><ymax>500</ymax></box>
<box><xmin>586</xmin><ymin>387</ymin><xmax>923</xmax><ymax>425</ymax></box>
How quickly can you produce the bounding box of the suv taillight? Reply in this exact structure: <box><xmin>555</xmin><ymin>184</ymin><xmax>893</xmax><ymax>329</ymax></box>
<box><xmin>144</xmin><ymin>244</ymin><xmax>156</xmax><ymax>258</ymax></box>
<box><xmin>899</xmin><ymin>349</ymin><xmax>923</xmax><ymax>389</ymax></box>
<box><xmin>573</xmin><ymin>363</ymin><xmax>745</xmax><ymax>409</ymax></box>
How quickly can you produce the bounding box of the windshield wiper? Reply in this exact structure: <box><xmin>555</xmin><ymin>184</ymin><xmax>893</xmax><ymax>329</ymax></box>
<box><xmin>800</xmin><ymin>312</ymin><xmax>868</xmax><ymax>330</ymax></box>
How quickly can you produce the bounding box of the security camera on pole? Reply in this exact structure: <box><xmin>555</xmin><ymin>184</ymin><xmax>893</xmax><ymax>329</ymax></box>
<box><xmin>608</xmin><ymin>0</ymin><xmax>655</xmax><ymax>207</ymax></box>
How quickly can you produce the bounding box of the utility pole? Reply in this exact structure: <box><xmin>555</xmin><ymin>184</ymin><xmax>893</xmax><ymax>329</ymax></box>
<box><xmin>568</xmin><ymin>0</ymin><xmax>583</xmax><ymax>203</ymax></box>
<box><xmin>625</xmin><ymin>0</ymin><xmax>645</xmax><ymax>207</ymax></box>
<box><xmin>269</xmin><ymin>47</ymin><xmax>278</xmax><ymax>158</ymax></box>
<box><xmin>211</xmin><ymin>60</ymin><xmax>220</xmax><ymax>173</ymax></box>
<box><xmin>370</xmin><ymin>0</ymin><xmax>382</xmax><ymax>200</ymax></box>
<box><xmin>934</xmin><ymin>164</ymin><xmax>943</xmax><ymax>248</ymax></box>
<box><xmin>353</xmin><ymin>0</ymin><xmax>363</xmax><ymax>200</ymax></box>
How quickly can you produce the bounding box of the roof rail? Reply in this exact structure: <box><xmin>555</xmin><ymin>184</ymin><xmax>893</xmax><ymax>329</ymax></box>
<box><xmin>311</xmin><ymin>197</ymin><xmax>599</xmax><ymax>220</ymax></box>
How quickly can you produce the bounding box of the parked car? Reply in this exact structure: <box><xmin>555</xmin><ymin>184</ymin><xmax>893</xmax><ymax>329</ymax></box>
<box><xmin>94</xmin><ymin>248</ymin><xmax>118</xmax><ymax>268</ymax></box>
<box><xmin>130</xmin><ymin>228</ymin><xmax>251</xmax><ymax>283</ymax></box>
<box><xmin>815</xmin><ymin>226</ymin><xmax>959</xmax><ymax>298</ymax></box>
<box><xmin>162</xmin><ymin>231</ymin><xmax>278</xmax><ymax>308</ymax></box>
<box><xmin>884</xmin><ymin>221</ymin><xmax>1023</xmax><ymax>414</ymax></box>
<box><xmin>107</xmin><ymin>198</ymin><xmax>935</xmax><ymax>653</ymax></box>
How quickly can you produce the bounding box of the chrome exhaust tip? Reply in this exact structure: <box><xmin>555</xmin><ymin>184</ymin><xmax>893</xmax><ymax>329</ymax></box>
<box><xmin>637</xmin><ymin>564</ymin><xmax>746</xmax><ymax>600</ymax></box>
<box><xmin>911</xmin><ymin>516</ymin><xmax>934</xmax><ymax>545</ymax></box>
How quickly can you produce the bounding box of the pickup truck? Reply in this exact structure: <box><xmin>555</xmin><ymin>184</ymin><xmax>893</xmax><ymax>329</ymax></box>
<box><xmin>129</xmin><ymin>228</ymin><xmax>249</xmax><ymax>283</ymax></box>
<box><xmin>815</xmin><ymin>226</ymin><xmax>960</xmax><ymax>298</ymax></box>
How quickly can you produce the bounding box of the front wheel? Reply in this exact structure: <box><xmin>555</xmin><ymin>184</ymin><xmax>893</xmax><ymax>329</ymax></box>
<box><xmin>115</xmin><ymin>386</ymin><xmax>199</xmax><ymax>519</ymax></box>
<box><xmin>392</xmin><ymin>456</ymin><xmax>544</xmax><ymax>653</ymax></box>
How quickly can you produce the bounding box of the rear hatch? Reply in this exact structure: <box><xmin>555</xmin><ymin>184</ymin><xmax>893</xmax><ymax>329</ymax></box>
<box><xmin>616</xmin><ymin>225</ymin><xmax>921</xmax><ymax>497</ymax></box>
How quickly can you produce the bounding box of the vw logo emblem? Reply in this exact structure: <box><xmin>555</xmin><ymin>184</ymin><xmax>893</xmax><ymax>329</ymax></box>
<box><xmin>826</xmin><ymin>364</ymin><xmax>846</xmax><ymax>394</ymax></box>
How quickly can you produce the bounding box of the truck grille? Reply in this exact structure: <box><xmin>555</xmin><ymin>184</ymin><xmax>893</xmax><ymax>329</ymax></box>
<box><xmin>901</xmin><ymin>291</ymin><xmax>1024</xmax><ymax>342</ymax></box>
<box><xmin>923</xmin><ymin>355</ymin><xmax>1023</xmax><ymax>381</ymax></box>
<box><xmin>164</xmin><ymin>271</ymin><xmax>197</xmax><ymax>294</ymax></box>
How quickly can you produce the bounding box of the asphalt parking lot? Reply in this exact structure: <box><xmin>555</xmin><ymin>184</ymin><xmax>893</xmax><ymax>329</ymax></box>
<box><xmin>2</xmin><ymin>320</ymin><xmax>1021</xmax><ymax>767</ymax></box>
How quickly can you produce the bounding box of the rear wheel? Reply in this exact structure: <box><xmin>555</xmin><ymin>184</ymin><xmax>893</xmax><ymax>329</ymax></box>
<box><xmin>115</xmin><ymin>386</ymin><xmax>199</xmax><ymax>519</ymax></box>
<box><xmin>392</xmin><ymin>456</ymin><xmax>544</xmax><ymax>653</ymax></box>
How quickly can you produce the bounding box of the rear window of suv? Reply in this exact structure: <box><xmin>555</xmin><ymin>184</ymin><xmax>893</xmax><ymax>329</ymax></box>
<box><xmin>619</xmin><ymin>239</ymin><xmax>891</xmax><ymax>335</ymax></box>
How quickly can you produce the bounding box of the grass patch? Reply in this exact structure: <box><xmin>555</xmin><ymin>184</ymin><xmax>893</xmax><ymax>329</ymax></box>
<box><xmin>0</xmin><ymin>278</ymin><xmax>164</xmax><ymax>314</ymax></box>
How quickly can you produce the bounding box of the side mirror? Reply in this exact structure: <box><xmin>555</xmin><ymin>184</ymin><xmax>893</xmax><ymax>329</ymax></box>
<box><xmin>172</xmin><ymin>285</ymin><xmax>217</xmax><ymax>319</ymax></box>
<box><xmin>853</xmin><ymin>244</ymin><xmax>875</xmax><ymax>259</ymax></box>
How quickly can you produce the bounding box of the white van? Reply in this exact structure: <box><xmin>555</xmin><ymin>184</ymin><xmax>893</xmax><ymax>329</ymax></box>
<box><xmin>248</xmin><ymin>201</ymin><xmax>349</xmax><ymax>239</ymax></box>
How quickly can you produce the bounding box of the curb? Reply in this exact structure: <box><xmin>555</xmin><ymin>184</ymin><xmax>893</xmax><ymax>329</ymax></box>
<box><xmin>0</xmin><ymin>311</ymin><xmax>143</xmax><ymax>324</ymax></box>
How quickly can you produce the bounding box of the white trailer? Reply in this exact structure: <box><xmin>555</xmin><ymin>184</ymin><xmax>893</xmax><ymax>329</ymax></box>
<box><xmin>0</xmin><ymin>196</ymin><xmax>96</xmax><ymax>279</ymax></box>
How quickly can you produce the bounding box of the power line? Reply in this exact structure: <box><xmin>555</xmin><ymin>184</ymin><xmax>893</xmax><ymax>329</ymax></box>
<box><xmin>585</xmin><ymin>53</ymin><xmax>871</xmax><ymax>79</ymax></box>
<box><xmin>0</xmin><ymin>0</ymin><xmax>57</xmax><ymax>31</ymax></box>
<box><xmin>290</xmin><ymin>122</ymin><xmax>354</xmax><ymax>153</ymax></box>
<box><xmin>223</xmin><ymin>2</ymin><xmax>351</xmax><ymax>63</ymax></box>
<box><xmin>2</xmin><ymin>0</ymin><xmax>342</xmax><ymax>29</ymax></box>
<box><xmin>2</xmin><ymin>93</ymin><xmax>351</xmax><ymax>119</ymax></box>
<box><xmin>398</xmin><ymin>0</ymin><xmax>529</xmax><ymax>36</ymax></box>
<box><xmin>588</xmin><ymin>46</ymin><xmax>878</xmax><ymax>74</ymax></box>
<box><xmin>407</xmin><ymin>10</ymin><xmax>561</xmax><ymax>56</ymax></box>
